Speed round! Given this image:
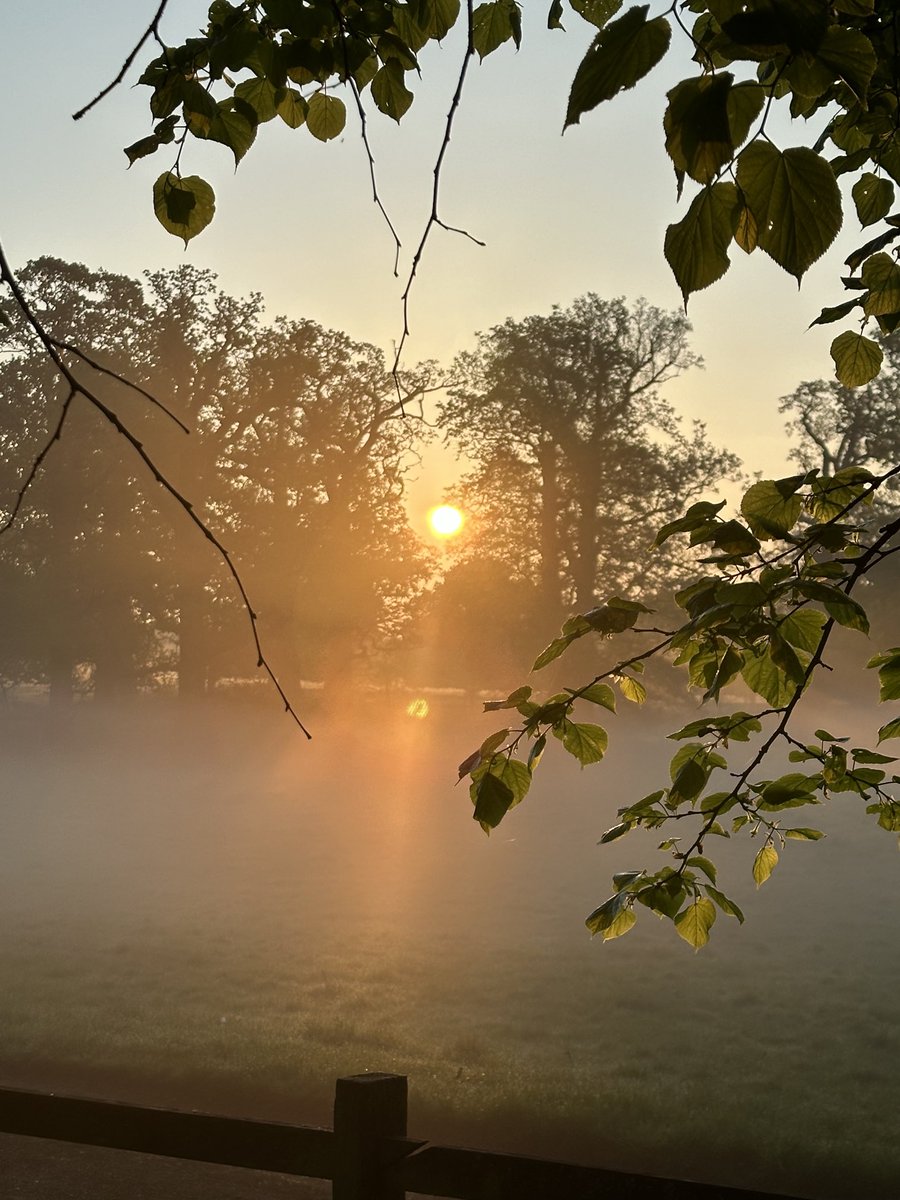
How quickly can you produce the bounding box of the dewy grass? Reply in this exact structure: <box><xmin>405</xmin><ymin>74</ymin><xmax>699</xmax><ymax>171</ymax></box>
<box><xmin>1</xmin><ymin>704</ymin><xmax>899</xmax><ymax>1198</ymax></box>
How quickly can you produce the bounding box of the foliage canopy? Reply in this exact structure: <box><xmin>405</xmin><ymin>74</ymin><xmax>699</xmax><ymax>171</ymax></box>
<box><xmin>4</xmin><ymin>0</ymin><xmax>898</xmax><ymax>945</ymax></box>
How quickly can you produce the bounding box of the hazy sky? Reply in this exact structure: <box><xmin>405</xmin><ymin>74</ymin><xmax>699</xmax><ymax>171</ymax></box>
<box><xmin>3</xmin><ymin>2</ymin><xmax>863</xmax><ymax>524</ymax></box>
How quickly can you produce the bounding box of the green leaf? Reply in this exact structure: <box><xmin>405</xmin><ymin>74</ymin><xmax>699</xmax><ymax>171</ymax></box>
<box><xmin>674</xmin><ymin>897</ymin><xmax>716</xmax><ymax>950</ymax></box>
<box><xmin>472</xmin><ymin>771</ymin><xmax>514</xmax><ymax>831</ymax></box>
<box><xmin>868</xmin><ymin>649</ymin><xmax>900</xmax><ymax>701</ymax></box>
<box><xmin>532</xmin><ymin>633</ymin><xmax>576</xmax><ymax>671</ymax></box>
<box><xmin>371</xmin><ymin>60</ymin><xmax>414</xmax><ymax>121</ymax></box>
<box><xmin>704</xmin><ymin>885</ymin><xmax>745</xmax><ymax>923</ymax></box>
<box><xmin>306</xmin><ymin>92</ymin><xmax>346</xmax><ymax>141</ymax></box>
<box><xmin>599</xmin><ymin>821</ymin><xmax>631</xmax><ymax>844</ymax></box>
<box><xmin>784</xmin><ymin>827</ymin><xmax>825</xmax><ymax>841</ymax></box>
<box><xmin>752</xmin><ymin>843</ymin><xmax>779</xmax><ymax>887</ymax></box>
<box><xmin>741</xmin><ymin>647</ymin><xmax>797</xmax><ymax>708</ymax></box>
<box><xmin>664</xmin><ymin>182</ymin><xmax>740</xmax><ymax>304</ymax></box>
<box><xmin>124</xmin><ymin>134</ymin><xmax>162</xmax><ymax>166</ymax></box>
<box><xmin>206</xmin><ymin>99</ymin><xmax>258</xmax><ymax>164</ymax></box>
<box><xmin>687</xmin><ymin>855</ymin><xmax>717</xmax><ymax>884</ymax></box>
<box><xmin>234</xmin><ymin>76</ymin><xmax>281</xmax><ymax>122</ymax></box>
<box><xmin>527</xmin><ymin>732</ymin><xmax>547</xmax><ymax>770</ymax></box>
<box><xmin>555</xmin><ymin>720</ymin><xmax>608</xmax><ymax>765</ymax></box>
<box><xmin>780</xmin><ymin>608</ymin><xmax>826</xmax><ymax>654</ymax></box>
<box><xmin>585</xmin><ymin>890</ymin><xmax>634</xmax><ymax>939</ymax></box>
<box><xmin>852</xmin><ymin>173</ymin><xmax>894</xmax><ymax>228</ymax></box>
<box><xmin>736</xmin><ymin>142</ymin><xmax>842</xmax><ymax>282</ymax></box>
<box><xmin>809</xmin><ymin>297</ymin><xmax>864</xmax><ymax>327</ymax></box>
<box><xmin>862</xmin><ymin>252</ymin><xmax>900</xmax><ymax>318</ymax></box>
<box><xmin>479</xmin><ymin>728</ymin><xmax>509</xmax><ymax>758</ymax></box>
<box><xmin>152</xmin><ymin>173</ymin><xmax>216</xmax><ymax>245</ymax></box>
<box><xmin>277</xmin><ymin>88</ymin><xmax>308</xmax><ymax>129</ymax></box>
<box><xmin>564</xmin><ymin>5</ymin><xmax>671</xmax><ymax>128</ymax></box>
<box><xmin>616</xmin><ymin>674</ymin><xmax>646</xmax><ymax>704</ymax></box>
<box><xmin>758</xmin><ymin>772</ymin><xmax>821</xmax><ymax>809</ymax></box>
<box><xmin>830</xmin><ymin>330</ymin><xmax>883</xmax><ymax>386</ymax></box>
<box><xmin>664</xmin><ymin>74</ymin><xmax>735</xmax><ymax>185</ymax></box>
<box><xmin>740</xmin><ymin>478</ymin><xmax>804</xmax><ymax>539</ymax></box>
<box><xmin>472</xmin><ymin>0</ymin><xmax>517</xmax><ymax>60</ymax></box>
<box><xmin>816</xmin><ymin>25</ymin><xmax>877</xmax><ymax>106</ymax></box>
<box><xmin>577</xmin><ymin>682</ymin><xmax>617</xmax><ymax>712</ymax></box>
<box><xmin>878</xmin><ymin>718</ymin><xmax>900</xmax><ymax>744</ymax></box>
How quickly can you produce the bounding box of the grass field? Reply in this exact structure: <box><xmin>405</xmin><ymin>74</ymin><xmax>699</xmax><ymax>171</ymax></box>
<box><xmin>1</xmin><ymin>697</ymin><xmax>898</xmax><ymax>1198</ymax></box>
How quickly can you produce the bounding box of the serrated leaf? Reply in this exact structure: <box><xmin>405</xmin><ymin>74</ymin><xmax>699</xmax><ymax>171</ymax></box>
<box><xmin>741</xmin><ymin>647</ymin><xmax>797</xmax><ymax>708</ymax></box>
<box><xmin>780</xmin><ymin>608</ymin><xmax>826</xmax><ymax>654</ymax></box>
<box><xmin>830</xmin><ymin>330</ymin><xmax>883</xmax><ymax>386</ymax></box>
<box><xmin>306</xmin><ymin>92</ymin><xmax>346</xmax><ymax>141</ymax></box>
<box><xmin>277</xmin><ymin>88</ymin><xmax>307</xmax><ymax>128</ymax></box>
<box><xmin>752</xmin><ymin>843</ymin><xmax>779</xmax><ymax>887</ymax></box>
<box><xmin>740</xmin><ymin>478</ymin><xmax>804</xmax><ymax>539</ymax></box>
<box><xmin>674</xmin><ymin>897</ymin><xmax>716</xmax><ymax>949</ymax></box>
<box><xmin>665</xmin><ymin>181</ymin><xmax>740</xmax><ymax>304</ymax></box>
<box><xmin>152</xmin><ymin>173</ymin><xmax>216</xmax><ymax>245</ymax></box>
<box><xmin>234</xmin><ymin>76</ymin><xmax>280</xmax><ymax>122</ymax></box>
<box><xmin>371</xmin><ymin>60</ymin><xmax>414</xmax><ymax>121</ymax></box>
<box><xmin>704</xmin><ymin>885</ymin><xmax>745</xmax><ymax>922</ymax></box>
<box><xmin>853</xmin><ymin>173</ymin><xmax>894</xmax><ymax>228</ymax></box>
<box><xmin>585</xmin><ymin>890</ymin><xmax>633</xmax><ymax>937</ymax></box>
<box><xmin>862</xmin><ymin>252</ymin><xmax>900</xmax><ymax>317</ymax></box>
<box><xmin>564</xmin><ymin>5</ymin><xmax>671</xmax><ymax>128</ymax></box>
<box><xmin>472</xmin><ymin>771</ymin><xmax>515</xmax><ymax>831</ymax></box>
<box><xmin>816</xmin><ymin>25</ymin><xmax>876</xmax><ymax>106</ymax></box>
<box><xmin>555</xmin><ymin>720</ymin><xmax>608</xmax><ymax>765</ymax></box>
<box><xmin>736</xmin><ymin>142</ymin><xmax>842</xmax><ymax>281</ymax></box>
<box><xmin>664</xmin><ymin>73</ymin><xmax>735</xmax><ymax>185</ymax></box>
<box><xmin>617</xmin><ymin>674</ymin><xmax>646</xmax><ymax>704</ymax></box>
<box><xmin>878</xmin><ymin>718</ymin><xmax>900</xmax><ymax>744</ymax></box>
<box><xmin>206</xmin><ymin>99</ymin><xmax>258</xmax><ymax>164</ymax></box>
<box><xmin>809</xmin><ymin>297</ymin><xmax>864</xmax><ymax>327</ymax></box>
<box><xmin>577</xmin><ymin>682</ymin><xmax>617</xmax><ymax>712</ymax></box>
<box><xmin>532</xmin><ymin>634</ymin><xmax>576</xmax><ymax>671</ymax></box>
<box><xmin>784</xmin><ymin>827</ymin><xmax>825</xmax><ymax>840</ymax></box>
<box><xmin>687</xmin><ymin>855</ymin><xmax>717</xmax><ymax>884</ymax></box>
<box><xmin>472</xmin><ymin>0</ymin><xmax>516</xmax><ymax>60</ymax></box>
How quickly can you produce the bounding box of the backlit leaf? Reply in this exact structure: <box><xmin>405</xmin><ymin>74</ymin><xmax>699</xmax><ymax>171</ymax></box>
<box><xmin>736</xmin><ymin>142</ymin><xmax>842</xmax><ymax>281</ymax></box>
<box><xmin>306</xmin><ymin>92</ymin><xmax>346</xmax><ymax>141</ymax></box>
<box><xmin>564</xmin><ymin>5</ymin><xmax>671</xmax><ymax>128</ymax></box>
<box><xmin>371</xmin><ymin>60</ymin><xmax>414</xmax><ymax>121</ymax></box>
<box><xmin>741</xmin><ymin>478</ymin><xmax>803</xmax><ymax>539</ymax></box>
<box><xmin>152</xmin><ymin>173</ymin><xmax>216</xmax><ymax>245</ymax></box>
<box><xmin>830</xmin><ymin>330</ymin><xmax>882</xmax><ymax>386</ymax></box>
<box><xmin>852</xmin><ymin>173</ymin><xmax>894</xmax><ymax>228</ymax></box>
<box><xmin>862</xmin><ymin>252</ymin><xmax>900</xmax><ymax>317</ymax></box>
<box><xmin>665</xmin><ymin>182</ymin><xmax>740</xmax><ymax>304</ymax></box>
<box><xmin>555</xmin><ymin>720</ymin><xmax>608</xmax><ymax>765</ymax></box>
<box><xmin>752</xmin><ymin>843</ymin><xmax>779</xmax><ymax>887</ymax></box>
<box><xmin>674</xmin><ymin>897</ymin><xmax>716</xmax><ymax>949</ymax></box>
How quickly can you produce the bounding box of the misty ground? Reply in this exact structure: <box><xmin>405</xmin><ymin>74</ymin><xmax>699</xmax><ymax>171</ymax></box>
<box><xmin>0</xmin><ymin>685</ymin><xmax>898</xmax><ymax>1199</ymax></box>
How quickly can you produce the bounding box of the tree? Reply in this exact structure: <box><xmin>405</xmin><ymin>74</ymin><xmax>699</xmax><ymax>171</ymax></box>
<box><xmin>0</xmin><ymin>260</ymin><xmax>435</xmax><ymax>700</ymax></box>
<box><xmin>2</xmin><ymin>0</ymin><xmax>899</xmax><ymax>941</ymax></box>
<box><xmin>439</xmin><ymin>296</ymin><xmax>738</xmax><ymax>625</ymax></box>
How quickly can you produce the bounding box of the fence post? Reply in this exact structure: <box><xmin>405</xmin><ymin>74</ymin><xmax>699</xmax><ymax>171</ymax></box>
<box><xmin>332</xmin><ymin>1073</ymin><xmax>408</xmax><ymax>1200</ymax></box>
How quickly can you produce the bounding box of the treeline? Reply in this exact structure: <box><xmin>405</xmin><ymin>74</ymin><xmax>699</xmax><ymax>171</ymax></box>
<box><xmin>1</xmin><ymin>260</ymin><xmax>893</xmax><ymax>704</ymax></box>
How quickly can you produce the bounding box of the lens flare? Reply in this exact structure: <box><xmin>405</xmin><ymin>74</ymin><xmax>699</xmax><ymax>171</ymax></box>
<box><xmin>406</xmin><ymin>698</ymin><xmax>430</xmax><ymax>719</ymax></box>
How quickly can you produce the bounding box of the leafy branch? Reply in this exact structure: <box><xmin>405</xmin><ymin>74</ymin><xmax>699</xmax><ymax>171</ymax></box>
<box><xmin>459</xmin><ymin>467</ymin><xmax>900</xmax><ymax>948</ymax></box>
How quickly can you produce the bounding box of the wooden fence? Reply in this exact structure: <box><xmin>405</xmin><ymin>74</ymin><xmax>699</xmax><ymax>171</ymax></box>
<box><xmin>0</xmin><ymin>1073</ymin><xmax>808</xmax><ymax>1200</ymax></box>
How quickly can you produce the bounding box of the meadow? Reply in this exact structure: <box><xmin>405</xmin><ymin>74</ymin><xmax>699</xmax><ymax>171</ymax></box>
<box><xmin>0</xmin><ymin>692</ymin><xmax>898</xmax><ymax>1199</ymax></box>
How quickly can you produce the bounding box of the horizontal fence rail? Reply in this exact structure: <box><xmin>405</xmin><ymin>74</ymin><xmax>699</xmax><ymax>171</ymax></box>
<box><xmin>0</xmin><ymin>1073</ymin><xmax>810</xmax><ymax>1200</ymax></box>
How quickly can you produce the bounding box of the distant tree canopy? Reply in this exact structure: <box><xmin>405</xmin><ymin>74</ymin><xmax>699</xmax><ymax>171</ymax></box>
<box><xmin>440</xmin><ymin>296</ymin><xmax>738</xmax><ymax>619</ymax></box>
<box><xmin>0</xmin><ymin>258</ymin><xmax>435</xmax><ymax>700</ymax></box>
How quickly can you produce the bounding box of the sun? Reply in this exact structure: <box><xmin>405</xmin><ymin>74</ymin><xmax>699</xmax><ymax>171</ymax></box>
<box><xmin>427</xmin><ymin>505</ymin><xmax>464</xmax><ymax>538</ymax></box>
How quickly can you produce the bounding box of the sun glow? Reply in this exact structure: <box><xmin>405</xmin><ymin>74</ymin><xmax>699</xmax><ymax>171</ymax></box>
<box><xmin>427</xmin><ymin>505</ymin><xmax>464</xmax><ymax>538</ymax></box>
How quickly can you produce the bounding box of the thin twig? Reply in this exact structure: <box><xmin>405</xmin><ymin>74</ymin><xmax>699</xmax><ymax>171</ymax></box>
<box><xmin>48</xmin><ymin>336</ymin><xmax>190</xmax><ymax>433</ymax></box>
<box><xmin>330</xmin><ymin>2</ymin><xmax>403</xmax><ymax>276</ymax></box>
<box><xmin>72</xmin><ymin>0</ymin><xmax>171</xmax><ymax>121</ymax></box>
<box><xmin>391</xmin><ymin>0</ymin><xmax>484</xmax><ymax>384</ymax></box>
<box><xmin>0</xmin><ymin>245</ymin><xmax>311</xmax><ymax>737</ymax></box>
<box><xmin>0</xmin><ymin>387</ymin><xmax>75</xmax><ymax>535</ymax></box>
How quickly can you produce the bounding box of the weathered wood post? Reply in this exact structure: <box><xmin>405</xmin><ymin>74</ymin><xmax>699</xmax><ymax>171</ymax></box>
<box><xmin>332</xmin><ymin>1073</ymin><xmax>408</xmax><ymax>1200</ymax></box>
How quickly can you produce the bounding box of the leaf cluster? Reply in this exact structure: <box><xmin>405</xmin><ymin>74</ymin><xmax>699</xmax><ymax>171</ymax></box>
<box><xmin>458</xmin><ymin>464</ymin><xmax>900</xmax><ymax>948</ymax></box>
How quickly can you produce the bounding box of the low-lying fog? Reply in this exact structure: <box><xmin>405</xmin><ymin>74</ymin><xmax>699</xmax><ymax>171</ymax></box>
<box><xmin>1</xmin><ymin>692</ymin><xmax>898</xmax><ymax>1199</ymax></box>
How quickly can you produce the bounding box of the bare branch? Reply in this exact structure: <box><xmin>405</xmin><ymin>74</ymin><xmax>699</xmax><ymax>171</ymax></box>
<box><xmin>72</xmin><ymin>0</ymin><xmax>171</xmax><ymax>121</ymax></box>
<box><xmin>0</xmin><ymin>387</ymin><xmax>75</xmax><ymax>535</ymax></box>
<box><xmin>0</xmin><ymin>244</ymin><xmax>311</xmax><ymax>737</ymax></box>
<box><xmin>330</xmin><ymin>1</ymin><xmax>402</xmax><ymax>277</ymax></box>
<box><xmin>391</xmin><ymin>0</ymin><xmax>484</xmax><ymax>385</ymax></box>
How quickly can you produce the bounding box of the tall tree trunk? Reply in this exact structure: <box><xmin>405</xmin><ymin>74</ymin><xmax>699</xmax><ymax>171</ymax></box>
<box><xmin>536</xmin><ymin>439</ymin><xmax>562</xmax><ymax>626</ymax></box>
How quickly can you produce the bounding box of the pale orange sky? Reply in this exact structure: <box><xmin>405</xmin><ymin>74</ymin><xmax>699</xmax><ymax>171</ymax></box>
<box><xmin>3</xmin><ymin>2</ymin><xmax>862</xmax><ymax>539</ymax></box>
